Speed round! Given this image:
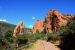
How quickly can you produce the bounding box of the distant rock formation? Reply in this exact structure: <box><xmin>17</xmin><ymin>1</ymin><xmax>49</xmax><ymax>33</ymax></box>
<box><xmin>32</xmin><ymin>10</ymin><xmax>75</xmax><ymax>33</ymax></box>
<box><xmin>32</xmin><ymin>20</ymin><xmax>44</xmax><ymax>33</ymax></box>
<box><xmin>13</xmin><ymin>21</ymin><xmax>25</xmax><ymax>37</ymax></box>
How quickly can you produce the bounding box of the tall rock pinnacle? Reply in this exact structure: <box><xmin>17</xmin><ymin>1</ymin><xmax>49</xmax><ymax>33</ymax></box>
<box><xmin>13</xmin><ymin>21</ymin><xmax>25</xmax><ymax>37</ymax></box>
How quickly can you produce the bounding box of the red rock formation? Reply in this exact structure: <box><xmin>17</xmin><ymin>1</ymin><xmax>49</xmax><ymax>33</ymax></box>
<box><xmin>32</xmin><ymin>9</ymin><xmax>74</xmax><ymax>33</ymax></box>
<box><xmin>32</xmin><ymin>20</ymin><xmax>44</xmax><ymax>33</ymax></box>
<box><xmin>45</xmin><ymin>10</ymin><xmax>73</xmax><ymax>33</ymax></box>
<box><xmin>13</xmin><ymin>21</ymin><xmax>25</xmax><ymax>37</ymax></box>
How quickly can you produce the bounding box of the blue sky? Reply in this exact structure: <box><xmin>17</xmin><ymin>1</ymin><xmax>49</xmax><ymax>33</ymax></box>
<box><xmin>0</xmin><ymin>0</ymin><xmax>75</xmax><ymax>28</ymax></box>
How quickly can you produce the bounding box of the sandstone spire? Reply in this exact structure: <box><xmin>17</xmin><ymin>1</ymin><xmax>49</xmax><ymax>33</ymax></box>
<box><xmin>13</xmin><ymin>21</ymin><xmax>25</xmax><ymax>37</ymax></box>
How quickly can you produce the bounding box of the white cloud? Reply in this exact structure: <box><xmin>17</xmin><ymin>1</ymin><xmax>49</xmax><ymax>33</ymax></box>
<box><xmin>29</xmin><ymin>25</ymin><xmax>33</xmax><ymax>28</ymax></box>
<box><xmin>0</xmin><ymin>19</ymin><xmax>8</xmax><ymax>22</ymax></box>
<box><xmin>32</xmin><ymin>17</ymin><xmax>36</xmax><ymax>19</ymax></box>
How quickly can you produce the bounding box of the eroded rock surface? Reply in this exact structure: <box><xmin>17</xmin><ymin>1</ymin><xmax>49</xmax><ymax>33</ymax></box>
<box><xmin>32</xmin><ymin>20</ymin><xmax>44</xmax><ymax>33</ymax></box>
<box><xmin>13</xmin><ymin>21</ymin><xmax>25</xmax><ymax>37</ymax></box>
<box><xmin>32</xmin><ymin>10</ymin><xmax>74</xmax><ymax>33</ymax></box>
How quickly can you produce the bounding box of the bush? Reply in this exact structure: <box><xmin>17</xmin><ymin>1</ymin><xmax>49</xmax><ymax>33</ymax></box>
<box><xmin>16</xmin><ymin>33</ymin><xmax>29</xmax><ymax>46</ymax></box>
<box><xmin>0</xmin><ymin>31</ymin><xmax>10</xmax><ymax>50</ymax></box>
<box><xmin>34</xmin><ymin>30</ymin><xmax>46</xmax><ymax>40</ymax></box>
<box><xmin>67</xmin><ymin>20</ymin><xmax>75</xmax><ymax>33</ymax></box>
<box><xmin>0</xmin><ymin>31</ymin><xmax>3</xmax><ymax>39</ymax></box>
<box><xmin>27</xmin><ymin>34</ymin><xmax>36</xmax><ymax>43</ymax></box>
<box><xmin>5</xmin><ymin>30</ymin><xmax>13</xmax><ymax>43</ymax></box>
<box><xmin>46</xmin><ymin>31</ymin><xmax>60</xmax><ymax>42</ymax></box>
<box><xmin>24</xmin><ymin>31</ymin><xmax>46</xmax><ymax>43</ymax></box>
<box><xmin>59</xmin><ymin>20</ymin><xmax>75</xmax><ymax>50</ymax></box>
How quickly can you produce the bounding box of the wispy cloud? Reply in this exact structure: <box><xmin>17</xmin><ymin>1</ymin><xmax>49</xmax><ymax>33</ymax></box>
<box><xmin>29</xmin><ymin>25</ymin><xmax>33</xmax><ymax>28</ymax></box>
<box><xmin>0</xmin><ymin>19</ymin><xmax>8</xmax><ymax>22</ymax></box>
<box><xmin>32</xmin><ymin>17</ymin><xmax>36</xmax><ymax>20</ymax></box>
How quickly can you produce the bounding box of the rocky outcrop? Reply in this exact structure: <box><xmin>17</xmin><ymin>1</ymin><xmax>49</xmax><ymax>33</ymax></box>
<box><xmin>13</xmin><ymin>21</ymin><xmax>25</xmax><ymax>37</ymax></box>
<box><xmin>45</xmin><ymin>10</ymin><xmax>74</xmax><ymax>33</ymax></box>
<box><xmin>32</xmin><ymin>20</ymin><xmax>44</xmax><ymax>33</ymax></box>
<box><xmin>32</xmin><ymin>10</ymin><xmax>75</xmax><ymax>33</ymax></box>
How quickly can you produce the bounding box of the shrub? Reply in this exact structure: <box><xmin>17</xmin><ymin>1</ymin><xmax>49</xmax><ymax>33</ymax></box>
<box><xmin>67</xmin><ymin>20</ymin><xmax>75</xmax><ymax>33</ymax></box>
<box><xmin>27</xmin><ymin>33</ymin><xmax>36</xmax><ymax>43</ymax></box>
<box><xmin>34</xmin><ymin>30</ymin><xmax>46</xmax><ymax>40</ymax></box>
<box><xmin>16</xmin><ymin>33</ymin><xmax>29</xmax><ymax>46</ymax></box>
<box><xmin>5</xmin><ymin>30</ymin><xmax>13</xmax><ymax>43</ymax></box>
<box><xmin>26</xmin><ymin>30</ymin><xmax>47</xmax><ymax>43</ymax></box>
<box><xmin>0</xmin><ymin>31</ymin><xmax>3</xmax><ymax>39</ymax></box>
<box><xmin>59</xmin><ymin>20</ymin><xmax>75</xmax><ymax>50</ymax></box>
<box><xmin>46</xmin><ymin>31</ymin><xmax>60</xmax><ymax>42</ymax></box>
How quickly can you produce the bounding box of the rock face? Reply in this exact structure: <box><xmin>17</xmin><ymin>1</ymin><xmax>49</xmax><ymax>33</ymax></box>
<box><xmin>32</xmin><ymin>20</ymin><xmax>44</xmax><ymax>33</ymax></box>
<box><xmin>44</xmin><ymin>10</ymin><xmax>73</xmax><ymax>33</ymax></box>
<box><xmin>32</xmin><ymin>10</ymin><xmax>74</xmax><ymax>33</ymax></box>
<box><xmin>13</xmin><ymin>21</ymin><xmax>25</xmax><ymax>37</ymax></box>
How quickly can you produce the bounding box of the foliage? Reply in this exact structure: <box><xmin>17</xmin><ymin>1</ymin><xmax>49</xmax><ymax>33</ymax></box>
<box><xmin>34</xmin><ymin>30</ymin><xmax>46</xmax><ymax>40</ymax></box>
<box><xmin>5</xmin><ymin>30</ymin><xmax>13</xmax><ymax>43</ymax></box>
<box><xmin>1</xmin><ymin>20</ymin><xmax>75</xmax><ymax>50</ymax></box>
<box><xmin>46</xmin><ymin>31</ymin><xmax>60</xmax><ymax>42</ymax></box>
<box><xmin>16</xmin><ymin>33</ymin><xmax>29</xmax><ymax>46</ymax></box>
<box><xmin>59</xmin><ymin>20</ymin><xmax>75</xmax><ymax>50</ymax></box>
<box><xmin>59</xmin><ymin>26</ymin><xmax>70</xmax><ymax>36</ymax></box>
<box><xmin>67</xmin><ymin>20</ymin><xmax>75</xmax><ymax>33</ymax></box>
<box><xmin>0</xmin><ymin>31</ymin><xmax>3</xmax><ymax>39</ymax></box>
<box><xmin>0</xmin><ymin>30</ymin><xmax>14</xmax><ymax>50</ymax></box>
<box><xmin>0</xmin><ymin>31</ymin><xmax>7</xmax><ymax>50</ymax></box>
<box><xmin>21</xmin><ymin>30</ymin><xmax>46</xmax><ymax>44</ymax></box>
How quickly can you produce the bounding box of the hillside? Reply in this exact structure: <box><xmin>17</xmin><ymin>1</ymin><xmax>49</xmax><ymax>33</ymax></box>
<box><xmin>0</xmin><ymin>21</ymin><xmax>32</xmax><ymax>34</ymax></box>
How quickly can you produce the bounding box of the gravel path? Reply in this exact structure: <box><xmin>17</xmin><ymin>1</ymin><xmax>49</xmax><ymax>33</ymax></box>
<box><xmin>35</xmin><ymin>40</ymin><xmax>60</xmax><ymax>50</ymax></box>
<box><xmin>22</xmin><ymin>40</ymin><xmax>60</xmax><ymax>50</ymax></box>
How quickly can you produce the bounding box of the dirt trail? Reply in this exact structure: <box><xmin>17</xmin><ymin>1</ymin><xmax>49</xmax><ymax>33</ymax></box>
<box><xmin>23</xmin><ymin>40</ymin><xmax>60</xmax><ymax>50</ymax></box>
<box><xmin>34</xmin><ymin>40</ymin><xmax>60</xmax><ymax>50</ymax></box>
